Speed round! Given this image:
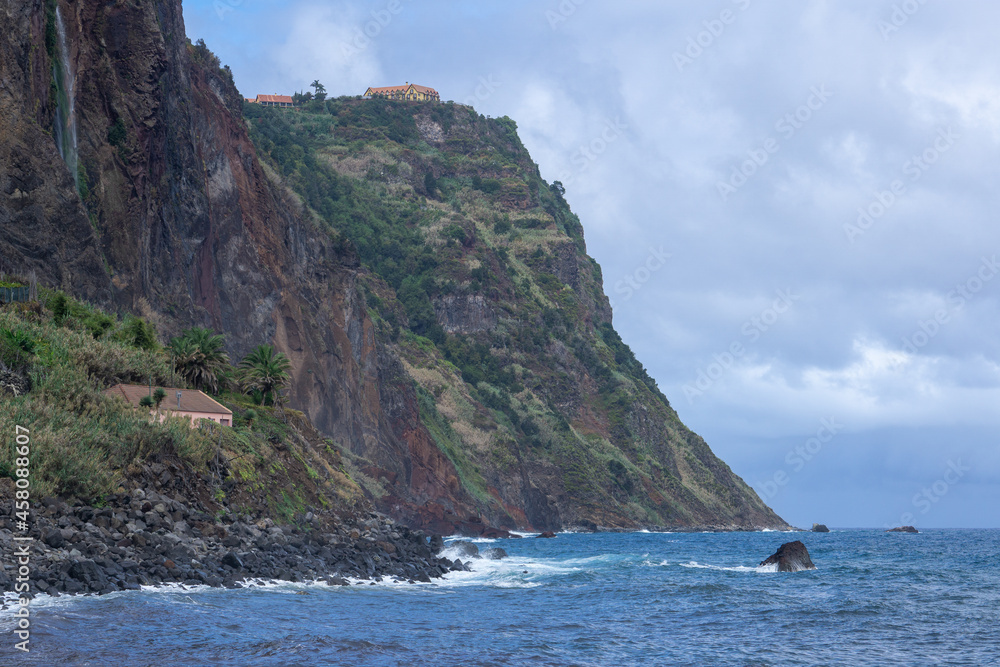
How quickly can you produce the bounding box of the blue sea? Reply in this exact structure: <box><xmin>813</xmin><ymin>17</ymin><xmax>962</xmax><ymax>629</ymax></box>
<box><xmin>3</xmin><ymin>529</ymin><xmax>998</xmax><ymax>666</ymax></box>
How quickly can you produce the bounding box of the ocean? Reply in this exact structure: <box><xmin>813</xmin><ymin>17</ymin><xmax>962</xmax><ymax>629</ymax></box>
<box><xmin>3</xmin><ymin>529</ymin><xmax>998</xmax><ymax>666</ymax></box>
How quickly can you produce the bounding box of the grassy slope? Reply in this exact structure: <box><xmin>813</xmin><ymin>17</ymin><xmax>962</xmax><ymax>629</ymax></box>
<box><xmin>0</xmin><ymin>293</ymin><xmax>363</xmax><ymax>523</ymax></box>
<box><xmin>243</xmin><ymin>99</ymin><xmax>785</xmax><ymax>529</ymax></box>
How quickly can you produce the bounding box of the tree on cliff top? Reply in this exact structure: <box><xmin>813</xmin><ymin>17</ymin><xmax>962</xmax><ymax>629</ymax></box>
<box><xmin>311</xmin><ymin>80</ymin><xmax>327</xmax><ymax>102</ymax></box>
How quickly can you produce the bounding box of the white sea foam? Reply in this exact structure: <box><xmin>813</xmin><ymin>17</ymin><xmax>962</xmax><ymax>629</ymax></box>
<box><xmin>444</xmin><ymin>536</ymin><xmax>497</xmax><ymax>545</ymax></box>
<box><xmin>679</xmin><ymin>560</ymin><xmax>775</xmax><ymax>573</ymax></box>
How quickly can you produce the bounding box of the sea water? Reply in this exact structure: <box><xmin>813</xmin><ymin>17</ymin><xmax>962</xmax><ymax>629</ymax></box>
<box><xmin>2</xmin><ymin>529</ymin><xmax>998</xmax><ymax>666</ymax></box>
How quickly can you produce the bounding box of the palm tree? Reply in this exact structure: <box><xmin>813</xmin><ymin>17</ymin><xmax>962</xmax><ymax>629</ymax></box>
<box><xmin>239</xmin><ymin>344</ymin><xmax>292</xmax><ymax>407</ymax></box>
<box><xmin>168</xmin><ymin>327</ymin><xmax>230</xmax><ymax>393</ymax></box>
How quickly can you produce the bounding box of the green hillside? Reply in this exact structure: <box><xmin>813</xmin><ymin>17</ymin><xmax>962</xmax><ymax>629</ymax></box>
<box><xmin>242</xmin><ymin>98</ymin><xmax>784</xmax><ymax>529</ymax></box>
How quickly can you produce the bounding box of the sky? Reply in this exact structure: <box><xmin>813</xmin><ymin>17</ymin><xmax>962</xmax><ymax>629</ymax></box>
<box><xmin>183</xmin><ymin>0</ymin><xmax>1000</xmax><ymax>529</ymax></box>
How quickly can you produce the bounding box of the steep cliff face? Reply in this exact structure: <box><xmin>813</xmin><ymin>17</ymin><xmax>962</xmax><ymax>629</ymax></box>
<box><xmin>244</xmin><ymin>100</ymin><xmax>789</xmax><ymax>531</ymax></box>
<box><xmin>0</xmin><ymin>0</ymin><xmax>789</xmax><ymax>532</ymax></box>
<box><xmin>0</xmin><ymin>0</ymin><xmax>109</xmax><ymax>299</ymax></box>
<box><xmin>0</xmin><ymin>0</ymin><xmax>479</xmax><ymax>531</ymax></box>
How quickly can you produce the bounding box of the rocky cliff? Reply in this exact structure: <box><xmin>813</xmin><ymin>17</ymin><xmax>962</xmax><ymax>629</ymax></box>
<box><xmin>0</xmin><ymin>0</ymin><xmax>789</xmax><ymax>533</ymax></box>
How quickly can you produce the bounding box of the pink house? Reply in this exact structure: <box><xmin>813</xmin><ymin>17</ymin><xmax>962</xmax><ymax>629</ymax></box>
<box><xmin>104</xmin><ymin>384</ymin><xmax>233</xmax><ymax>427</ymax></box>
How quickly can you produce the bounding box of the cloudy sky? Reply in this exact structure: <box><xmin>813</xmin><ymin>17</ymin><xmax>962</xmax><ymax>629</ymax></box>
<box><xmin>184</xmin><ymin>0</ymin><xmax>1000</xmax><ymax>528</ymax></box>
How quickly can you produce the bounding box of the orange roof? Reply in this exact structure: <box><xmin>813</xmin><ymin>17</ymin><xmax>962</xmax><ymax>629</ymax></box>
<box><xmin>409</xmin><ymin>84</ymin><xmax>438</xmax><ymax>95</ymax></box>
<box><xmin>104</xmin><ymin>384</ymin><xmax>233</xmax><ymax>415</ymax></box>
<box><xmin>368</xmin><ymin>84</ymin><xmax>438</xmax><ymax>96</ymax></box>
<box><xmin>256</xmin><ymin>94</ymin><xmax>294</xmax><ymax>104</ymax></box>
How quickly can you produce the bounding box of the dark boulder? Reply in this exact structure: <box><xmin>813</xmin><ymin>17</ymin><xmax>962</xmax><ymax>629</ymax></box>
<box><xmin>811</xmin><ymin>524</ymin><xmax>830</xmax><ymax>533</ymax></box>
<box><xmin>537</xmin><ymin>531</ymin><xmax>556</xmax><ymax>538</ymax></box>
<box><xmin>886</xmin><ymin>526</ymin><xmax>919</xmax><ymax>533</ymax></box>
<box><xmin>68</xmin><ymin>559</ymin><xmax>108</xmax><ymax>587</ymax></box>
<box><xmin>480</xmin><ymin>526</ymin><xmax>512</xmax><ymax>539</ymax></box>
<box><xmin>449</xmin><ymin>540</ymin><xmax>480</xmax><ymax>559</ymax></box>
<box><xmin>42</xmin><ymin>528</ymin><xmax>65</xmax><ymax>548</ymax></box>
<box><xmin>482</xmin><ymin>547</ymin><xmax>508</xmax><ymax>560</ymax></box>
<box><xmin>221</xmin><ymin>552</ymin><xmax>243</xmax><ymax>570</ymax></box>
<box><xmin>759</xmin><ymin>541</ymin><xmax>816</xmax><ymax>572</ymax></box>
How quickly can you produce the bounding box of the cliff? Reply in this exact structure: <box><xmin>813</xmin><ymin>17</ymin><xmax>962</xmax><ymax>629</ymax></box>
<box><xmin>0</xmin><ymin>0</ymin><xmax>789</xmax><ymax>532</ymax></box>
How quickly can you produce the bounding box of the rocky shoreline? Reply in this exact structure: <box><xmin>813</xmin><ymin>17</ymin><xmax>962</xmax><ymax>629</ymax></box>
<box><xmin>0</xmin><ymin>488</ymin><xmax>469</xmax><ymax>601</ymax></box>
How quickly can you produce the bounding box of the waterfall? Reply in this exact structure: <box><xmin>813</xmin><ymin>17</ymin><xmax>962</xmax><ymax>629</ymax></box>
<box><xmin>53</xmin><ymin>5</ymin><xmax>79</xmax><ymax>191</ymax></box>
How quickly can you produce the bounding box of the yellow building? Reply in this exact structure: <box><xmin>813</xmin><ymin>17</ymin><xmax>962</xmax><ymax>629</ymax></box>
<box><xmin>363</xmin><ymin>83</ymin><xmax>440</xmax><ymax>102</ymax></box>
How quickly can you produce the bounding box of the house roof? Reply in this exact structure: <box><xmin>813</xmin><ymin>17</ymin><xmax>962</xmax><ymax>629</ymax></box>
<box><xmin>367</xmin><ymin>84</ymin><xmax>438</xmax><ymax>96</ymax></box>
<box><xmin>256</xmin><ymin>94</ymin><xmax>294</xmax><ymax>104</ymax></box>
<box><xmin>409</xmin><ymin>84</ymin><xmax>438</xmax><ymax>95</ymax></box>
<box><xmin>104</xmin><ymin>384</ymin><xmax>233</xmax><ymax>415</ymax></box>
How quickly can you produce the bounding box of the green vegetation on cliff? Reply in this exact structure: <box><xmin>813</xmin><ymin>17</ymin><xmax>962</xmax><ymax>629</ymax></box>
<box><xmin>0</xmin><ymin>293</ymin><xmax>362</xmax><ymax>520</ymax></box>
<box><xmin>243</xmin><ymin>99</ymin><xmax>783</xmax><ymax>529</ymax></box>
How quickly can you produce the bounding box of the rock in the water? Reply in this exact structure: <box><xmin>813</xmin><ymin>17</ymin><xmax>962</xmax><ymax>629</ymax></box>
<box><xmin>886</xmin><ymin>526</ymin><xmax>919</xmax><ymax>533</ymax></box>
<box><xmin>449</xmin><ymin>540</ymin><xmax>480</xmax><ymax>559</ymax></box>
<box><xmin>537</xmin><ymin>531</ymin><xmax>556</xmax><ymax>538</ymax></box>
<box><xmin>482</xmin><ymin>547</ymin><xmax>508</xmax><ymax>560</ymax></box>
<box><xmin>811</xmin><ymin>523</ymin><xmax>830</xmax><ymax>533</ymax></box>
<box><xmin>480</xmin><ymin>527</ymin><xmax>512</xmax><ymax>539</ymax></box>
<box><xmin>759</xmin><ymin>541</ymin><xmax>816</xmax><ymax>572</ymax></box>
